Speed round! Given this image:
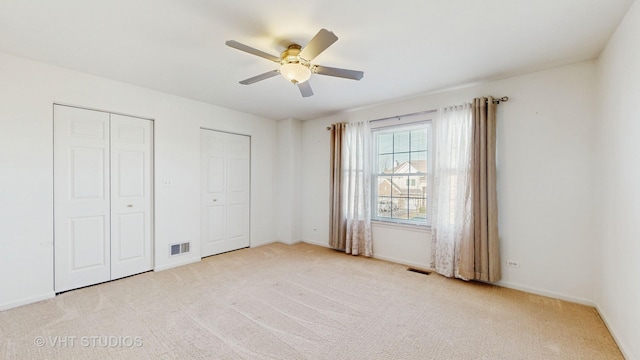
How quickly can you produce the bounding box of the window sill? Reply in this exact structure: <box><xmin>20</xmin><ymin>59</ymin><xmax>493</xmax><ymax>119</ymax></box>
<box><xmin>371</xmin><ymin>220</ymin><xmax>431</xmax><ymax>233</ymax></box>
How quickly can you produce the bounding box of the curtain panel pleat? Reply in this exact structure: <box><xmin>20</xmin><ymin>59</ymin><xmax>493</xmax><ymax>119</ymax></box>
<box><xmin>329</xmin><ymin>123</ymin><xmax>347</xmax><ymax>250</ymax></box>
<box><xmin>459</xmin><ymin>97</ymin><xmax>501</xmax><ymax>282</ymax></box>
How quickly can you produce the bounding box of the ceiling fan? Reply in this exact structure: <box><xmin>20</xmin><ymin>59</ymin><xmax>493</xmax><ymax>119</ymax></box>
<box><xmin>225</xmin><ymin>29</ymin><xmax>364</xmax><ymax>97</ymax></box>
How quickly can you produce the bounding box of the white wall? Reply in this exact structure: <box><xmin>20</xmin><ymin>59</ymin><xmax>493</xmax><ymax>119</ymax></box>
<box><xmin>596</xmin><ymin>1</ymin><xmax>640</xmax><ymax>358</ymax></box>
<box><xmin>301</xmin><ymin>61</ymin><xmax>598</xmax><ymax>305</ymax></box>
<box><xmin>0</xmin><ymin>52</ymin><xmax>277</xmax><ymax>311</ymax></box>
<box><xmin>276</xmin><ymin>118</ymin><xmax>302</xmax><ymax>245</ymax></box>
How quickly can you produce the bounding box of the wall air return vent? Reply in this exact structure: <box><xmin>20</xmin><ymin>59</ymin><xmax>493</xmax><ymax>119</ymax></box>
<box><xmin>407</xmin><ymin>267</ymin><xmax>431</xmax><ymax>275</ymax></box>
<box><xmin>170</xmin><ymin>242</ymin><xmax>190</xmax><ymax>256</ymax></box>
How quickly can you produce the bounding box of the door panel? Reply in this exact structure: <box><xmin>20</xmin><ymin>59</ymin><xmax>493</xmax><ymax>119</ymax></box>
<box><xmin>70</xmin><ymin>147</ymin><xmax>107</xmax><ymax>199</ymax></box>
<box><xmin>115</xmin><ymin>212</ymin><xmax>146</xmax><ymax>261</ymax></box>
<box><xmin>116</xmin><ymin>150</ymin><xmax>145</xmax><ymax>197</ymax></box>
<box><xmin>206</xmin><ymin>205</ymin><xmax>225</xmax><ymax>242</ymax></box>
<box><xmin>227</xmin><ymin>204</ymin><xmax>246</xmax><ymax>239</ymax></box>
<box><xmin>228</xmin><ymin>158</ymin><xmax>247</xmax><ymax>193</ymax></box>
<box><xmin>110</xmin><ymin>114</ymin><xmax>153</xmax><ymax>280</ymax></box>
<box><xmin>70</xmin><ymin>215</ymin><xmax>107</xmax><ymax>269</ymax></box>
<box><xmin>201</xmin><ymin>129</ymin><xmax>250</xmax><ymax>257</ymax></box>
<box><xmin>207</xmin><ymin>157</ymin><xmax>225</xmax><ymax>193</ymax></box>
<box><xmin>54</xmin><ymin>105</ymin><xmax>111</xmax><ymax>292</ymax></box>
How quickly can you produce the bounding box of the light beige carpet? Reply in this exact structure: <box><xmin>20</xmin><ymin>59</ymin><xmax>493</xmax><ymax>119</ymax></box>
<box><xmin>0</xmin><ymin>243</ymin><xmax>623</xmax><ymax>359</ymax></box>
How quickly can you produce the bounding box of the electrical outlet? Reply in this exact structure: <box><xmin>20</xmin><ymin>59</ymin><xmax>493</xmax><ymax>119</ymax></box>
<box><xmin>506</xmin><ymin>260</ymin><xmax>520</xmax><ymax>268</ymax></box>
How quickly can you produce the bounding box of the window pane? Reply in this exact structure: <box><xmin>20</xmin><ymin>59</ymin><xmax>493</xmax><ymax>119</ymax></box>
<box><xmin>378</xmin><ymin>133</ymin><xmax>393</xmax><ymax>154</ymax></box>
<box><xmin>411</xmin><ymin>129</ymin><xmax>427</xmax><ymax>151</ymax></box>
<box><xmin>408</xmin><ymin>175</ymin><xmax>424</xmax><ymax>197</ymax></box>
<box><xmin>391</xmin><ymin>197</ymin><xmax>409</xmax><ymax>220</ymax></box>
<box><xmin>394</xmin><ymin>131</ymin><xmax>410</xmax><ymax>153</ymax></box>
<box><xmin>378</xmin><ymin>154</ymin><xmax>393</xmax><ymax>173</ymax></box>
<box><xmin>391</xmin><ymin>175</ymin><xmax>407</xmax><ymax>196</ymax></box>
<box><xmin>393</xmin><ymin>153</ymin><xmax>409</xmax><ymax>173</ymax></box>
<box><xmin>377</xmin><ymin>196</ymin><xmax>392</xmax><ymax>218</ymax></box>
<box><xmin>377</xmin><ymin>176</ymin><xmax>393</xmax><ymax>196</ymax></box>
<box><xmin>390</xmin><ymin>176</ymin><xmax>409</xmax><ymax>220</ymax></box>
<box><xmin>409</xmin><ymin>151</ymin><xmax>427</xmax><ymax>173</ymax></box>
<box><xmin>409</xmin><ymin>198</ymin><xmax>427</xmax><ymax>220</ymax></box>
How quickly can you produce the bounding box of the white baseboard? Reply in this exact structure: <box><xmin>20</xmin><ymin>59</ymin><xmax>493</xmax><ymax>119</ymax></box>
<box><xmin>301</xmin><ymin>239</ymin><xmax>331</xmax><ymax>248</ymax></box>
<box><xmin>154</xmin><ymin>256</ymin><xmax>200</xmax><ymax>272</ymax></box>
<box><xmin>251</xmin><ymin>239</ymin><xmax>278</xmax><ymax>247</ymax></box>
<box><xmin>596</xmin><ymin>304</ymin><xmax>632</xmax><ymax>360</ymax></box>
<box><xmin>0</xmin><ymin>292</ymin><xmax>55</xmax><ymax>312</ymax></box>
<box><xmin>257</xmin><ymin>239</ymin><xmax>302</xmax><ymax>246</ymax></box>
<box><xmin>372</xmin><ymin>253</ymin><xmax>431</xmax><ymax>270</ymax></box>
<box><xmin>302</xmin><ymin>240</ymin><xmax>596</xmax><ymax>307</ymax></box>
<box><xmin>302</xmin><ymin>240</ymin><xmax>432</xmax><ymax>269</ymax></box>
<box><xmin>495</xmin><ymin>280</ymin><xmax>595</xmax><ymax>306</ymax></box>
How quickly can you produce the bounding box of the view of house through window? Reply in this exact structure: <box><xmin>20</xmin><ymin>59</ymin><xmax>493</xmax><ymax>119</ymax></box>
<box><xmin>372</xmin><ymin>123</ymin><xmax>431</xmax><ymax>225</ymax></box>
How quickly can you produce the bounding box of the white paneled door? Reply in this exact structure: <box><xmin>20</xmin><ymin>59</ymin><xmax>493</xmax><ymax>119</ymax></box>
<box><xmin>54</xmin><ymin>105</ymin><xmax>153</xmax><ymax>292</ymax></box>
<box><xmin>54</xmin><ymin>106</ymin><xmax>111</xmax><ymax>292</ymax></box>
<box><xmin>200</xmin><ymin>129</ymin><xmax>250</xmax><ymax>257</ymax></box>
<box><xmin>110</xmin><ymin>115</ymin><xmax>153</xmax><ymax>280</ymax></box>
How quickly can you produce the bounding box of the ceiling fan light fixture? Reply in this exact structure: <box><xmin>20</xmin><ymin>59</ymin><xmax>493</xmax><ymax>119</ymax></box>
<box><xmin>226</xmin><ymin>29</ymin><xmax>363</xmax><ymax>96</ymax></box>
<box><xmin>279</xmin><ymin>62</ymin><xmax>311</xmax><ymax>84</ymax></box>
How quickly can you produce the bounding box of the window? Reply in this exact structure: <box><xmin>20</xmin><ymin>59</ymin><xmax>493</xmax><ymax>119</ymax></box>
<box><xmin>372</xmin><ymin>122</ymin><xmax>431</xmax><ymax>226</ymax></box>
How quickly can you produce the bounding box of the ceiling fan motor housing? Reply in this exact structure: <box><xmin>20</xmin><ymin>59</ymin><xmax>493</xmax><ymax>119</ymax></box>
<box><xmin>279</xmin><ymin>44</ymin><xmax>311</xmax><ymax>83</ymax></box>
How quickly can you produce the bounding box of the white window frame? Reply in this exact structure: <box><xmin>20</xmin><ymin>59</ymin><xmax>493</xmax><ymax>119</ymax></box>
<box><xmin>370</xmin><ymin>117</ymin><xmax>433</xmax><ymax>227</ymax></box>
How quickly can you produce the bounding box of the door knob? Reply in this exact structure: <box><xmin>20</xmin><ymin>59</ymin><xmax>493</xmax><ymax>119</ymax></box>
<box><xmin>127</xmin><ymin>204</ymin><xmax>133</xmax><ymax>207</ymax></box>
<box><xmin>212</xmin><ymin>199</ymin><xmax>218</xmax><ymax>202</ymax></box>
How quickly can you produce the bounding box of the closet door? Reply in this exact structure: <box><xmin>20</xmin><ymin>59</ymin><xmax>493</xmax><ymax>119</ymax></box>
<box><xmin>54</xmin><ymin>105</ymin><xmax>154</xmax><ymax>292</ymax></box>
<box><xmin>110</xmin><ymin>114</ymin><xmax>153</xmax><ymax>280</ymax></box>
<box><xmin>54</xmin><ymin>106</ymin><xmax>111</xmax><ymax>292</ymax></box>
<box><xmin>225</xmin><ymin>133</ymin><xmax>250</xmax><ymax>251</ymax></box>
<box><xmin>200</xmin><ymin>129</ymin><xmax>250</xmax><ymax>257</ymax></box>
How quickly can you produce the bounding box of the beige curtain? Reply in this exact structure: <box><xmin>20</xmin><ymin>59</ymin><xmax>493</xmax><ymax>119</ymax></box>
<box><xmin>329</xmin><ymin>123</ymin><xmax>347</xmax><ymax>250</ymax></box>
<box><xmin>459</xmin><ymin>97</ymin><xmax>501</xmax><ymax>282</ymax></box>
<box><xmin>329</xmin><ymin>122</ymin><xmax>373</xmax><ymax>256</ymax></box>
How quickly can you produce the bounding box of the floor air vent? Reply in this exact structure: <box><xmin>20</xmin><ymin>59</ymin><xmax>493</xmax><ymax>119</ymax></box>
<box><xmin>407</xmin><ymin>267</ymin><xmax>431</xmax><ymax>275</ymax></box>
<box><xmin>170</xmin><ymin>242</ymin><xmax>190</xmax><ymax>256</ymax></box>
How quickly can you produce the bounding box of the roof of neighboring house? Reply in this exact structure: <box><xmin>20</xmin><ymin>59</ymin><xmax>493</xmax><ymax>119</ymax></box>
<box><xmin>383</xmin><ymin>160</ymin><xmax>427</xmax><ymax>174</ymax></box>
<box><xmin>378</xmin><ymin>177</ymin><xmax>403</xmax><ymax>195</ymax></box>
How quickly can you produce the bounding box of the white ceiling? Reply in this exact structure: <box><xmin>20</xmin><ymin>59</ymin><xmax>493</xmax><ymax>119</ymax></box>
<box><xmin>0</xmin><ymin>0</ymin><xmax>633</xmax><ymax>120</ymax></box>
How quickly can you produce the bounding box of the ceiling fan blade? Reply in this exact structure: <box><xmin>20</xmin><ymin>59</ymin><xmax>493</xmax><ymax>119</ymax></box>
<box><xmin>314</xmin><ymin>65</ymin><xmax>364</xmax><ymax>80</ymax></box>
<box><xmin>298</xmin><ymin>81</ymin><xmax>313</xmax><ymax>97</ymax></box>
<box><xmin>226</xmin><ymin>40</ymin><xmax>280</xmax><ymax>62</ymax></box>
<box><xmin>239</xmin><ymin>70</ymin><xmax>280</xmax><ymax>85</ymax></box>
<box><xmin>299</xmin><ymin>29</ymin><xmax>338</xmax><ymax>61</ymax></box>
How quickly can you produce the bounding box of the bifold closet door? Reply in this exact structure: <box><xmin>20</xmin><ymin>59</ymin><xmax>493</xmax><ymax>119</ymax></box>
<box><xmin>109</xmin><ymin>114</ymin><xmax>153</xmax><ymax>280</ymax></box>
<box><xmin>54</xmin><ymin>105</ymin><xmax>153</xmax><ymax>293</ymax></box>
<box><xmin>200</xmin><ymin>129</ymin><xmax>250</xmax><ymax>257</ymax></box>
<box><xmin>54</xmin><ymin>106</ymin><xmax>112</xmax><ymax>292</ymax></box>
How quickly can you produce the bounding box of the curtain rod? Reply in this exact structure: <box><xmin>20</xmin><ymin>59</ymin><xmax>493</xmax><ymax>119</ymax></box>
<box><xmin>325</xmin><ymin>96</ymin><xmax>508</xmax><ymax>130</ymax></box>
